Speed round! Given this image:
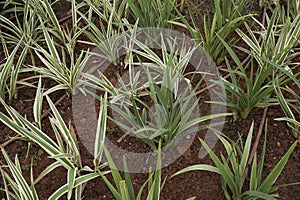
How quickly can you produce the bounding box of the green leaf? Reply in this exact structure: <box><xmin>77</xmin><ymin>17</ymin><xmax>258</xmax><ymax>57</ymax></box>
<box><xmin>67</xmin><ymin>168</ymin><xmax>77</xmax><ymax>200</ymax></box>
<box><xmin>120</xmin><ymin>180</ymin><xmax>130</xmax><ymax>200</ymax></box>
<box><xmin>172</xmin><ymin>164</ymin><xmax>220</xmax><ymax>177</ymax></box>
<box><xmin>49</xmin><ymin>172</ymin><xmax>105</xmax><ymax>200</ymax></box>
<box><xmin>1</xmin><ymin>148</ymin><xmax>38</xmax><ymax>200</ymax></box>
<box><xmin>94</xmin><ymin>93</ymin><xmax>108</xmax><ymax>168</ymax></box>
<box><xmin>259</xmin><ymin>140</ymin><xmax>298</xmax><ymax>192</ymax></box>
<box><xmin>104</xmin><ymin>147</ymin><xmax>123</xmax><ymax>192</ymax></box>
<box><xmin>34</xmin><ymin>161</ymin><xmax>61</xmax><ymax>184</ymax></box>
<box><xmin>242</xmin><ymin>190</ymin><xmax>277</xmax><ymax>200</ymax></box>
<box><xmin>33</xmin><ymin>77</ymin><xmax>43</xmax><ymax>129</ymax></box>
<box><xmin>123</xmin><ymin>157</ymin><xmax>135</xmax><ymax>200</ymax></box>
<box><xmin>240</xmin><ymin>122</ymin><xmax>254</xmax><ymax>175</ymax></box>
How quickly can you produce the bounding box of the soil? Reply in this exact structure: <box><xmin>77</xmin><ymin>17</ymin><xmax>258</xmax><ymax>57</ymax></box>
<box><xmin>0</xmin><ymin>0</ymin><xmax>300</xmax><ymax>200</ymax></box>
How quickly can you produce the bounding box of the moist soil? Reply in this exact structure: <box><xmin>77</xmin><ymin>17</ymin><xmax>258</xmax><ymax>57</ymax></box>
<box><xmin>0</xmin><ymin>1</ymin><xmax>300</xmax><ymax>200</ymax></box>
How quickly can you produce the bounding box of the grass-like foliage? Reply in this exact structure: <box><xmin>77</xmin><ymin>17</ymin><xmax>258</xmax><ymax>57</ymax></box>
<box><xmin>80</xmin><ymin>0</ymin><xmax>131</xmax><ymax>66</ymax></box>
<box><xmin>31</xmin><ymin>22</ymin><xmax>88</xmax><ymax>95</ymax></box>
<box><xmin>126</xmin><ymin>0</ymin><xmax>179</xmax><ymax>28</ymax></box>
<box><xmin>0</xmin><ymin>85</ymin><xmax>110</xmax><ymax>199</ymax></box>
<box><xmin>0</xmin><ymin>148</ymin><xmax>39</xmax><ymax>200</ymax></box>
<box><xmin>0</xmin><ymin>147</ymin><xmax>105</xmax><ymax>200</ymax></box>
<box><xmin>170</xmin><ymin>0</ymin><xmax>251</xmax><ymax>64</ymax></box>
<box><xmin>173</xmin><ymin>122</ymin><xmax>298</xmax><ymax>200</ymax></box>
<box><xmin>106</xmin><ymin>33</ymin><xmax>229</xmax><ymax>149</ymax></box>
<box><xmin>87</xmin><ymin>0</ymin><xmax>129</xmax><ymax>22</ymax></box>
<box><xmin>287</xmin><ymin>0</ymin><xmax>300</xmax><ymax>19</ymax></box>
<box><xmin>275</xmin><ymin>80</ymin><xmax>300</xmax><ymax>138</ymax></box>
<box><xmin>102</xmin><ymin>143</ymin><xmax>164</xmax><ymax>200</ymax></box>
<box><xmin>109</xmin><ymin>66</ymin><xmax>220</xmax><ymax>149</ymax></box>
<box><xmin>0</xmin><ymin>0</ymin><xmax>42</xmax><ymax>102</ymax></box>
<box><xmin>0</xmin><ymin>0</ymin><xmax>299</xmax><ymax>199</ymax></box>
<box><xmin>211</xmin><ymin>10</ymin><xmax>300</xmax><ymax>120</ymax></box>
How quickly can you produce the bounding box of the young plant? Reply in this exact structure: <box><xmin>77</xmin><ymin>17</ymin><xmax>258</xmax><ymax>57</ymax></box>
<box><xmin>107</xmin><ymin>35</ymin><xmax>228</xmax><ymax>149</ymax></box>
<box><xmin>126</xmin><ymin>0</ymin><xmax>179</xmax><ymax>28</ymax></box>
<box><xmin>235</xmin><ymin>10</ymin><xmax>300</xmax><ymax>75</ymax></box>
<box><xmin>0</xmin><ymin>88</ymin><xmax>110</xmax><ymax>199</ymax></box>
<box><xmin>0</xmin><ymin>43</ymin><xmax>20</xmax><ymax>102</ymax></box>
<box><xmin>85</xmin><ymin>0</ymin><xmax>129</xmax><ymax>23</ymax></box>
<box><xmin>0</xmin><ymin>148</ymin><xmax>39</xmax><ymax>200</ymax></box>
<box><xmin>170</xmin><ymin>0</ymin><xmax>251</xmax><ymax>64</ymax></box>
<box><xmin>110</xmin><ymin>66</ymin><xmax>224</xmax><ymax>149</ymax></box>
<box><xmin>0</xmin><ymin>0</ymin><xmax>42</xmax><ymax>102</ymax></box>
<box><xmin>31</xmin><ymin>24</ymin><xmax>88</xmax><ymax>95</ymax></box>
<box><xmin>25</xmin><ymin>0</ymin><xmax>91</xmax><ymax>95</ymax></box>
<box><xmin>79</xmin><ymin>0</ymin><xmax>131</xmax><ymax>66</ymax></box>
<box><xmin>220</xmin><ymin>0</ymin><xmax>253</xmax><ymax>19</ymax></box>
<box><xmin>210</xmin><ymin>42</ymin><xmax>278</xmax><ymax>120</ymax></box>
<box><xmin>173</xmin><ymin>122</ymin><xmax>298</xmax><ymax>200</ymax></box>
<box><xmin>0</xmin><ymin>0</ymin><xmax>42</xmax><ymax>58</ymax></box>
<box><xmin>0</xmin><ymin>95</ymin><xmax>81</xmax><ymax>169</ymax></box>
<box><xmin>101</xmin><ymin>142</ymin><xmax>165</xmax><ymax>200</ymax></box>
<box><xmin>0</xmin><ymin>148</ymin><xmax>106</xmax><ymax>200</ymax></box>
<box><xmin>211</xmin><ymin>13</ymin><xmax>300</xmax><ymax>120</ymax></box>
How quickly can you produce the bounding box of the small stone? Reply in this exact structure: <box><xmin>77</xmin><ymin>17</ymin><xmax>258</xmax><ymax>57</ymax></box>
<box><xmin>277</xmin><ymin>142</ymin><xmax>280</xmax><ymax>147</ymax></box>
<box><xmin>186</xmin><ymin>135</ymin><xmax>191</xmax><ymax>140</ymax></box>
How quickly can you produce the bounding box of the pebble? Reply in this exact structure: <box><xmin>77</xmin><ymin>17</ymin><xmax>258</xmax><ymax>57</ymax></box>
<box><xmin>277</xmin><ymin>142</ymin><xmax>280</xmax><ymax>147</ymax></box>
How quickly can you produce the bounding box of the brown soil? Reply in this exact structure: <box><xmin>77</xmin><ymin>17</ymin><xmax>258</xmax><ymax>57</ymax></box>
<box><xmin>0</xmin><ymin>1</ymin><xmax>300</xmax><ymax>200</ymax></box>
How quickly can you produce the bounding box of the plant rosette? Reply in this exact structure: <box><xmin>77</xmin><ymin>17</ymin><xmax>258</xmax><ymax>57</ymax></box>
<box><xmin>72</xmin><ymin>27</ymin><xmax>227</xmax><ymax>173</ymax></box>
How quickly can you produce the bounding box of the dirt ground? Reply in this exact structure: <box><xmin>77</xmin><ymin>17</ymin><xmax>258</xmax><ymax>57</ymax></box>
<box><xmin>0</xmin><ymin>0</ymin><xmax>299</xmax><ymax>199</ymax></box>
